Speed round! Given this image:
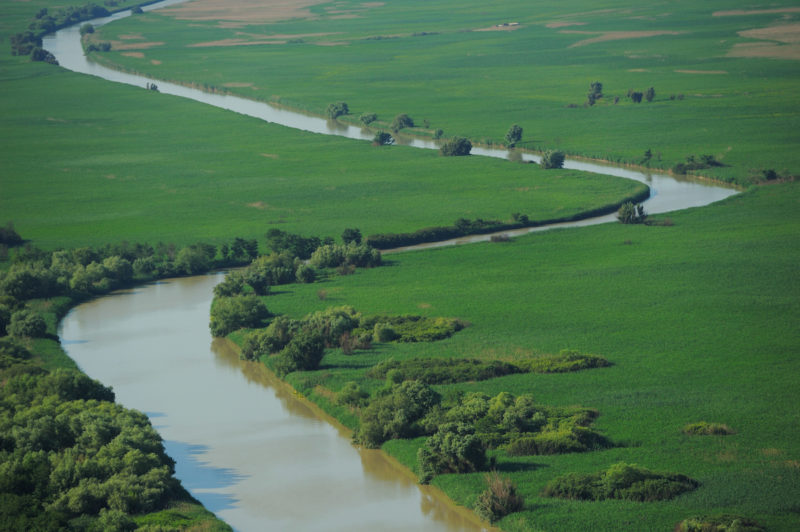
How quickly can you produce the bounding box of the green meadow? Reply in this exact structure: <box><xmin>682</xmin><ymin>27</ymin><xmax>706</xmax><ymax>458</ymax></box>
<box><xmin>1</xmin><ymin>0</ymin><xmax>799</xmax><ymax>530</ymax></box>
<box><xmin>0</xmin><ymin>62</ymin><xmax>643</xmax><ymax>251</ymax></box>
<box><xmin>258</xmin><ymin>182</ymin><xmax>800</xmax><ymax>531</ymax></box>
<box><xmin>89</xmin><ymin>0</ymin><xmax>800</xmax><ymax>184</ymax></box>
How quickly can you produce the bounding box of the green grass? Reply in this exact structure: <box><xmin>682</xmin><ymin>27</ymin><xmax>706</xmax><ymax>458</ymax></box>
<box><xmin>88</xmin><ymin>0</ymin><xmax>800</xmax><ymax>184</ymax></box>
<box><xmin>0</xmin><ymin>62</ymin><xmax>643</xmax><ymax>251</ymax></box>
<box><xmin>254</xmin><ymin>182</ymin><xmax>800</xmax><ymax>531</ymax></box>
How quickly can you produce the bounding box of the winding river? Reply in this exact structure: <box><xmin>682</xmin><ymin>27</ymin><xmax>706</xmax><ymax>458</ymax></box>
<box><xmin>49</xmin><ymin>3</ymin><xmax>740</xmax><ymax>531</ymax></box>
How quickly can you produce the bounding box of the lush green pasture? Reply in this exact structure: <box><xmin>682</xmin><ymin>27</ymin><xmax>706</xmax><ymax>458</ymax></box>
<box><xmin>91</xmin><ymin>0</ymin><xmax>800</xmax><ymax>184</ymax></box>
<box><xmin>0</xmin><ymin>62</ymin><xmax>644</xmax><ymax>251</ymax></box>
<box><xmin>259</xmin><ymin>182</ymin><xmax>800</xmax><ymax>531</ymax></box>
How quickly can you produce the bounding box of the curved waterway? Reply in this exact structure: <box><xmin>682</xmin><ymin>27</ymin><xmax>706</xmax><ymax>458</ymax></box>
<box><xmin>59</xmin><ymin>274</ymin><xmax>487</xmax><ymax>531</ymax></box>
<box><xmin>49</xmin><ymin>2</ymin><xmax>740</xmax><ymax>530</ymax></box>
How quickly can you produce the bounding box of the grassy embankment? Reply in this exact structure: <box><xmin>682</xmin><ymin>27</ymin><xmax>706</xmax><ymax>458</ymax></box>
<box><xmin>87</xmin><ymin>0</ymin><xmax>800</xmax><ymax>185</ymax></box>
<box><xmin>237</xmin><ymin>182</ymin><xmax>800</xmax><ymax>531</ymax></box>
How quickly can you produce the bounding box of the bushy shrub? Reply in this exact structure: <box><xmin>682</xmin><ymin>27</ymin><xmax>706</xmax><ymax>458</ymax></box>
<box><xmin>541</xmin><ymin>150</ymin><xmax>565</xmax><ymax>169</ymax></box>
<box><xmin>326</xmin><ymin>101</ymin><xmax>349</xmax><ymax>119</ymax></box>
<box><xmin>366</xmin><ymin>357</ymin><xmax>519</xmax><ymax>385</ymax></box>
<box><xmin>355</xmin><ymin>380</ymin><xmax>440</xmax><ymax>448</ymax></box>
<box><xmin>373</xmin><ymin>322</ymin><xmax>399</xmax><ymax>342</ymax></box>
<box><xmin>516</xmin><ymin>350</ymin><xmax>611</xmax><ymax>373</ymax></box>
<box><xmin>542</xmin><ymin>462</ymin><xmax>699</xmax><ymax>502</ymax></box>
<box><xmin>295</xmin><ymin>263</ymin><xmax>316</xmax><ymax>284</ymax></box>
<box><xmin>302</xmin><ymin>306</ymin><xmax>361</xmax><ymax>347</ymax></box>
<box><xmin>359</xmin><ymin>314</ymin><xmax>465</xmax><ymax>343</ymax></box>
<box><xmin>617</xmin><ymin>201</ymin><xmax>647</xmax><ymax>224</ymax></box>
<box><xmin>273</xmin><ymin>328</ymin><xmax>326</xmax><ymax>376</ymax></box>
<box><xmin>391</xmin><ymin>113</ymin><xmax>414</xmax><ymax>131</ymax></box>
<box><xmin>336</xmin><ymin>381</ymin><xmax>369</xmax><ymax>407</ymax></box>
<box><xmin>372</xmin><ymin>131</ymin><xmax>394</xmax><ymax>146</ymax></box>
<box><xmin>309</xmin><ymin>243</ymin><xmax>381</xmax><ymax>269</ymax></box>
<box><xmin>682</xmin><ymin>421</ymin><xmax>735</xmax><ymax>436</ymax></box>
<box><xmin>508</xmin><ymin>427</ymin><xmax>609</xmax><ymax>456</ymax></box>
<box><xmin>8</xmin><ymin>309</ymin><xmax>47</xmax><ymax>338</ymax></box>
<box><xmin>417</xmin><ymin>422</ymin><xmax>487</xmax><ymax>483</ymax></box>
<box><xmin>675</xmin><ymin>514</ymin><xmax>765</xmax><ymax>532</ymax></box>
<box><xmin>439</xmin><ymin>137</ymin><xmax>472</xmax><ymax>156</ymax></box>
<box><xmin>359</xmin><ymin>112</ymin><xmax>377</xmax><ymax>125</ymax></box>
<box><xmin>213</xmin><ymin>271</ymin><xmax>246</xmax><ymax>297</ymax></box>
<box><xmin>240</xmin><ymin>316</ymin><xmax>299</xmax><ymax>360</ymax></box>
<box><xmin>208</xmin><ymin>295</ymin><xmax>269</xmax><ymax>337</ymax></box>
<box><xmin>473</xmin><ymin>472</ymin><xmax>525</xmax><ymax>523</ymax></box>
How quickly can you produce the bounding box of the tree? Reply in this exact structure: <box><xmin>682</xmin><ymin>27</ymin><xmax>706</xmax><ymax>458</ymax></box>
<box><xmin>417</xmin><ymin>422</ymin><xmax>487</xmax><ymax>483</ymax></box>
<box><xmin>541</xmin><ymin>150</ymin><xmax>565</xmax><ymax>169</ymax></box>
<box><xmin>8</xmin><ymin>309</ymin><xmax>47</xmax><ymax>338</ymax></box>
<box><xmin>439</xmin><ymin>137</ymin><xmax>472</xmax><ymax>156</ymax></box>
<box><xmin>209</xmin><ymin>295</ymin><xmax>270</xmax><ymax>336</ymax></box>
<box><xmin>391</xmin><ymin>113</ymin><xmax>414</xmax><ymax>132</ymax></box>
<box><xmin>341</xmin><ymin>228</ymin><xmax>362</xmax><ymax>245</ymax></box>
<box><xmin>0</xmin><ymin>222</ymin><xmax>23</xmax><ymax>246</ymax></box>
<box><xmin>326</xmin><ymin>101</ymin><xmax>349</xmax><ymax>119</ymax></box>
<box><xmin>617</xmin><ymin>202</ymin><xmax>647</xmax><ymax>224</ymax></box>
<box><xmin>587</xmin><ymin>81</ymin><xmax>603</xmax><ymax>106</ymax></box>
<box><xmin>359</xmin><ymin>112</ymin><xmax>377</xmax><ymax>125</ymax></box>
<box><xmin>631</xmin><ymin>91</ymin><xmax>643</xmax><ymax>103</ymax></box>
<box><xmin>645</xmin><ymin>87</ymin><xmax>655</xmax><ymax>102</ymax></box>
<box><xmin>504</xmin><ymin>124</ymin><xmax>523</xmax><ymax>147</ymax></box>
<box><xmin>473</xmin><ymin>472</ymin><xmax>525</xmax><ymax>523</ymax></box>
<box><xmin>372</xmin><ymin>131</ymin><xmax>394</xmax><ymax>146</ymax></box>
<box><xmin>273</xmin><ymin>328</ymin><xmax>326</xmax><ymax>376</ymax></box>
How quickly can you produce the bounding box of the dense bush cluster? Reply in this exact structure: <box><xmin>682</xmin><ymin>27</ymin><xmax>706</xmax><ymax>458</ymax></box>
<box><xmin>617</xmin><ymin>201</ymin><xmax>648</xmax><ymax>224</ymax></box>
<box><xmin>359</xmin><ymin>314</ymin><xmax>466</xmax><ymax>343</ymax></box>
<box><xmin>0</xmin><ymin>367</ymin><xmax>181</xmax><ymax>530</ymax></box>
<box><xmin>439</xmin><ymin>137</ymin><xmax>472</xmax><ymax>156</ymax></box>
<box><xmin>542</xmin><ymin>462</ymin><xmax>699</xmax><ymax>502</ymax></box>
<box><xmin>675</xmin><ymin>514</ymin><xmax>765</xmax><ymax>532</ymax></box>
<box><xmin>515</xmin><ymin>350</ymin><xmax>611</xmax><ymax>373</ymax></box>
<box><xmin>366</xmin><ymin>357</ymin><xmax>519</xmax><ymax>384</ymax></box>
<box><xmin>0</xmin><ymin>238</ymin><xmax>257</xmax><ymax>303</ymax></box>
<box><xmin>309</xmin><ymin>242</ymin><xmax>381</xmax><ymax>269</ymax></box>
<box><xmin>434</xmin><ymin>391</ymin><xmax>609</xmax><ymax>454</ymax></box>
<box><xmin>208</xmin><ymin>295</ymin><xmax>270</xmax><ymax>337</ymax></box>
<box><xmin>682</xmin><ymin>421</ymin><xmax>735</xmax><ymax>436</ymax></box>
<box><xmin>417</xmin><ymin>422</ymin><xmax>487</xmax><ymax>483</ymax></box>
<box><xmin>673</xmin><ymin>154</ymin><xmax>724</xmax><ymax>175</ymax></box>
<box><xmin>355</xmin><ymin>380</ymin><xmax>440</xmax><ymax>448</ymax></box>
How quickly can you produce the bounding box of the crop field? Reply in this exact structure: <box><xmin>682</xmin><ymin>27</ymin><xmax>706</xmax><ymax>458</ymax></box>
<box><xmin>87</xmin><ymin>0</ymin><xmax>800</xmax><ymax>184</ymax></box>
<box><xmin>1</xmin><ymin>0</ymin><xmax>798</xmax><ymax>530</ymax></box>
<box><xmin>0</xmin><ymin>60</ymin><xmax>643</xmax><ymax>251</ymax></box>
<box><xmin>264</xmin><ymin>182</ymin><xmax>800</xmax><ymax>531</ymax></box>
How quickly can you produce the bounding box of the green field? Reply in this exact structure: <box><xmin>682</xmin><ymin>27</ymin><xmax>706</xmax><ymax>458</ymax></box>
<box><xmin>259</xmin><ymin>182</ymin><xmax>800</xmax><ymax>531</ymax></box>
<box><xmin>88</xmin><ymin>0</ymin><xmax>800</xmax><ymax>185</ymax></box>
<box><xmin>2</xmin><ymin>0</ymin><xmax>799</xmax><ymax>530</ymax></box>
<box><xmin>0</xmin><ymin>61</ymin><xmax>644</xmax><ymax>251</ymax></box>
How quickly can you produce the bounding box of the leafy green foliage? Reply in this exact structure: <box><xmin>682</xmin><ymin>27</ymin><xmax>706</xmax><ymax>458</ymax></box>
<box><xmin>473</xmin><ymin>471</ymin><xmax>524</xmax><ymax>524</ymax></box>
<box><xmin>541</xmin><ymin>150</ymin><xmax>565</xmax><ymax>169</ymax></box>
<box><xmin>675</xmin><ymin>514</ymin><xmax>765</xmax><ymax>532</ymax></box>
<box><xmin>372</xmin><ymin>131</ymin><xmax>394</xmax><ymax>146</ymax></box>
<box><xmin>308</xmin><ymin>242</ymin><xmax>381</xmax><ymax>269</ymax></box>
<box><xmin>514</xmin><ymin>350</ymin><xmax>611</xmax><ymax>373</ymax></box>
<box><xmin>354</xmin><ymin>381</ymin><xmax>440</xmax><ymax>448</ymax></box>
<box><xmin>504</xmin><ymin>124</ymin><xmax>523</xmax><ymax>148</ymax></box>
<box><xmin>325</xmin><ymin>101</ymin><xmax>349</xmax><ymax>119</ymax></box>
<box><xmin>240</xmin><ymin>315</ymin><xmax>299</xmax><ymax>360</ymax></box>
<box><xmin>366</xmin><ymin>357</ymin><xmax>519</xmax><ymax>385</ymax></box>
<box><xmin>542</xmin><ymin>462</ymin><xmax>699</xmax><ymax>502</ymax></box>
<box><xmin>682</xmin><ymin>421</ymin><xmax>735</xmax><ymax>436</ymax></box>
<box><xmin>417</xmin><ymin>422</ymin><xmax>487</xmax><ymax>483</ymax></box>
<box><xmin>273</xmin><ymin>328</ymin><xmax>326</xmax><ymax>376</ymax></box>
<box><xmin>617</xmin><ymin>201</ymin><xmax>647</xmax><ymax>224</ymax></box>
<box><xmin>359</xmin><ymin>112</ymin><xmax>377</xmax><ymax>125</ymax></box>
<box><xmin>8</xmin><ymin>309</ymin><xmax>47</xmax><ymax>338</ymax></box>
<box><xmin>439</xmin><ymin>137</ymin><xmax>472</xmax><ymax>156</ymax></box>
<box><xmin>208</xmin><ymin>295</ymin><xmax>270</xmax><ymax>337</ymax></box>
<box><xmin>358</xmin><ymin>315</ymin><xmax>465</xmax><ymax>343</ymax></box>
<box><xmin>390</xmin><ymin>113</ymin><xmax>414</xmax><ymax>132</ymax></box>
<box><xmin>336</xmin><ymin>381</ymin><xmax>369</xmax><ymax>407</ymax></box>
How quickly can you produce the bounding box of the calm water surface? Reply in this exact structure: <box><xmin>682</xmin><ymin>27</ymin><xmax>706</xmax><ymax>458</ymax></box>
<box><xmin>59</xmin><ymin>274</ymin><xmax>487</xmax><ymax>531</ymax></box>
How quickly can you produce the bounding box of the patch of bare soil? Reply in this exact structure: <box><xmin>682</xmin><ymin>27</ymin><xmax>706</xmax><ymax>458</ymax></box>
<box><xmin>728</xmin><ymin>23</ymin><xmax>800</xmax><ymax>60</ymax></box>
<box><xmin>111</xmin><ymin>41</ymin><xmax>164</xmax><ymax>50</ymax></box>
<box><xmin>728</xmin><ymin>42</ymin><xmax>800</xmax><ymax>60</ymax></box>
<box><xmin>545</xmin><ymin>21</ymin><xmax>586</xmax><ymax>28</ymax></box>
<box><xmin>223</xmin><ymin>82</ymin><xmax>253</xmax><ymax>87</ymax></box>
<box><xmin>713</xmin><ymin>7</ymin><xmax>800</xmax><ymax>17</ymax></box>
<box><xmin>475</xmin><ymin>23</ymin><xmax>522</xmax><ymax>32</ymax></box>
<box><xmin>118</xmin><ymin>33</ymin><xmax>145</xmax><ymax>40</ymax></box>
<box><xmin>151</xmin><ymin>59</ymin><xmax>162</xmax><ymax>65</ymax></box>
<box><xmin>189</xmin><ymin>39</ymin><xmax>286</xmax><ymax>47</ymax></box>
<box><xmin>121</xmin><ymin>51</ymin><xmax>145</xmax><ymax>58</ymax></box>
<box><xmin>674</xmin><ymin>69</ymin><xmax>728</xmax><ymax>74</ymax></box>
<box><xmin>563</xmin><ymin>30</ymin><xmax>682</xmax><ymax>48</ymax></box>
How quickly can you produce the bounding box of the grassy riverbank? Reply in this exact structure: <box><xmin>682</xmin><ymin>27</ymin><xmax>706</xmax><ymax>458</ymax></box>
<box><xmin>88</xmin><ymin>0</ymin><xmax>800</xmax><ymax>185</ymax></box>
<box><xmin>235</xmin><ymin>181</ymin><xmax>800</xmax><ymax>531</ymax></box>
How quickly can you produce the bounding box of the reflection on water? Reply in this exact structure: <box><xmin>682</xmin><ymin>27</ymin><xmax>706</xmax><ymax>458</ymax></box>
<box><xmin>60</xmin><ymin>274</ymin><xmax>489</xmax><ymax>532</ymax></box>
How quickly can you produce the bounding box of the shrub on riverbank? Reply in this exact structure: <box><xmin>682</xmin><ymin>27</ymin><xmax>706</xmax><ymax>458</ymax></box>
<box><xmin>682</xmin><ymin>421</ymin><xmax>735</xmax><ymax>436</ymax></box>
<box><xmin>542</xmin><ymin>462</ymin><xmax>699</xmax><ymax>502</ymax></box>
